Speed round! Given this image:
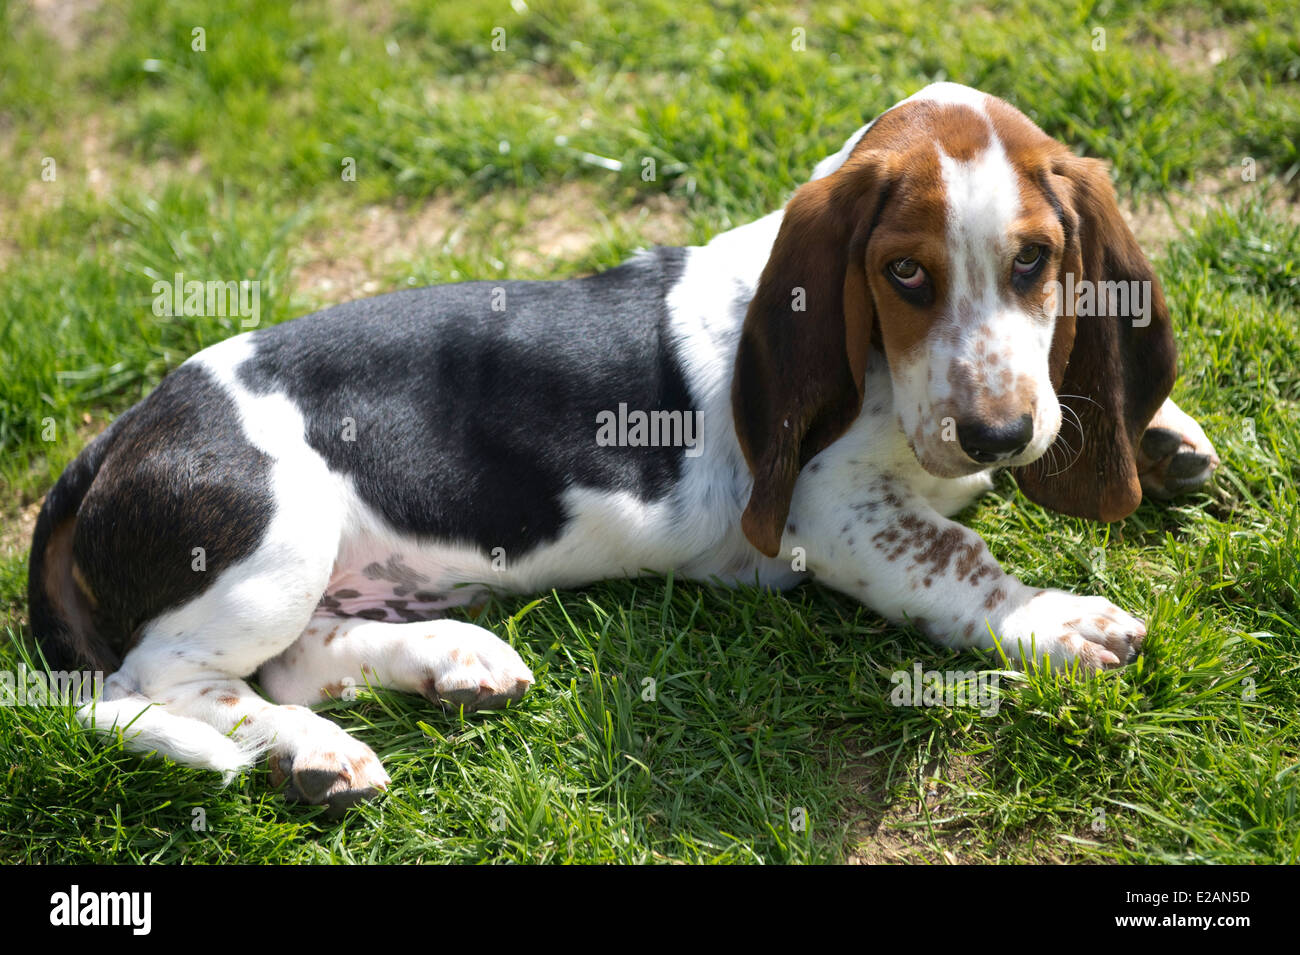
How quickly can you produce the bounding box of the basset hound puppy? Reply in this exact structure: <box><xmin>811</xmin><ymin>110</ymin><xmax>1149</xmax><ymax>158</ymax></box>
<box><xmin>28</xmin><ymin>82</ymin><xmax>1219</xmax><ymax>813</ymax></box>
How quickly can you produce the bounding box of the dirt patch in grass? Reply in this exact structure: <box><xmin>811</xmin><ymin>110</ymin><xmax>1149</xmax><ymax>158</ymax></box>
<box><xmin>841</xmin><ymin>747</ymin><xmax>991</xmax><ymax>864</ymax></box>
<box><xmin>17</xmin><ymin>116</ymin><xmax>207</xmax><ymax>212</ymax></box>
<box><xmin>1120</xmin><ymin>177</ymin><xmax>1300</xmax><ymax>252</ymax></box>
<box><xmin>1121</xmin><ymin>179</ymin><xmax>1228</xmax><ymax>251</ymax></box>
<box><xmin>512</xmin><ymin>183</ymin><xmax>688</xmax><ymax>266</ymax></box>
<box><xmin>291</xmin><ymin>182</ymin><xmax>690</xmax><ymax>307</ymax></box>
<box><xmin>324</xmin><ymin>0</ymin><xmax>400</xmax><ymax>35</ymax></box>
<box><xmin>2</xmin><ymin>414</ymin><xmax>112</xmax><ymax>569</ymax></box>
<box><xmin>841</xmin><ymin>751</ymin><xmax>950</xmax><ymax>864</ymax></box>
<box><xmin>0</xmin><ymin>500</ymin><xmax>42</xmax><ymax>565</ymax></box>
<box><xmin>0</xmin><ymin>116</ymin><xmax>206</xmax><ymax>269</ymax></box>
<box><xmin>290</xmin><ymin>195</ymin><xmax>462</xmax><ymax>304</ymax></box>
<box><xmin>288</xmin><ymin>171</ymin><xmax>1293</xmax><ymax>313</ymax></box>
<box><xmin>837</xmin><ymin>741</ymin><xmax>1096</xmax><ymax>864</ymax></box>
<box><xmin>1146</xmin><ymin>23</ymin><xmax>1235</xmax><ymax>74</ymax></box>
<box><xmin>29</xmin><ymin>0</ymin><xmax>102</xmax><ymax>51</ymax></box>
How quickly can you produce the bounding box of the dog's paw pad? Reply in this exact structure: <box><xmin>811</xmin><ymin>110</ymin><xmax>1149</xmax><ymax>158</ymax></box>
<box><xmin>421</xmin><ymin>625</ymin><xmax>534</xmax><ymax>712</ymax></box>
<box><xmin>1138</xmin><ymin>420</ymin><xmax>1220</xmax><ymax>499</ymax></box>
<box><xmin>270</xmin><ymin>743</ymin><xmax>389</xmax><ymax>819</ymax></box>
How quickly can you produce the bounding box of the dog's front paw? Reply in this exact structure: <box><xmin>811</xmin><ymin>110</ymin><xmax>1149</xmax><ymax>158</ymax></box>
<box><xmin>1138</xmin><ymin>401</ymin><xmax>1220</xmax><ymax>499</ymax></box>
<box><xmin>997</xmin><ymin>590</ymin><xmax>1146</xmax><ymax>671</ymax></box>
<box><xmin>269</xmin><ymin>733</ymin><xmax>390</xmax><ymax>818</ymax></box>
<box><xmin>421</xmin><ymin>621</ymin><xmax>534</xmax><ymax>711</ymax></box>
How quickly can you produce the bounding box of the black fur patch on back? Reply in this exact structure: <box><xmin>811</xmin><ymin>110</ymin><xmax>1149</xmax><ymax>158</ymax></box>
<box><xmin>237</xmin><ymin>247</ymin><xmax>693</xmax><ymax>556</ymax></box>
<box><xmin>73</xmin><ymin>362</ymin><xmax>275</xmax><ymax>657</ymax></box>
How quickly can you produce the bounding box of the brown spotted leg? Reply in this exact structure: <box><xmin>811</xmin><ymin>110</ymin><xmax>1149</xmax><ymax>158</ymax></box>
<box><xmin>791</xmin><ymin>475</ymin><xmax>1146</xmax><ymax>670</ymax></box>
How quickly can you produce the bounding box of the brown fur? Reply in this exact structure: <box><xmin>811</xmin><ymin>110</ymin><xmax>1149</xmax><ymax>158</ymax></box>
<box><xmin>1010</xmin><ymin>151</ymin><xmax>1177</xmax><ymax>520</ymax></box>
<box><xmin>731</xmin><ymin>102</ymin><xmax>954</xmax><ymax>556</ymax></box>
<box><xmin>731</xmin><ymin>166</ymin><xmax>886</xmax><ymax>556</ymax></box>
<box><xmin>40</xmin><ymin>519</ymin><xmax>110</xmax><ymax>671</ymax></box>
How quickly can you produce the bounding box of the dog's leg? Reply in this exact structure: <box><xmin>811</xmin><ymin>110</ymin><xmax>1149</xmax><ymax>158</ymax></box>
<box><xmin>1138</xmin><ymin>397</ymin><xmax>1220</xmax><ymax>498</ymax></box>
<box><xmin>93</xmin><ymin>674</ymin><xmax>391</xmax><ymax>816</ymax></box>
<box><xmin>90</xmin><ymin>610</ymin><xmax>395</xmax><ymax>815</ymax></box>
<box><xmin>85</xmin><ymin>638</ymin><xmax>394</xmax><ymax>816</ymax></box>
<box><xmin>167</xmin><ymin>677</ymin><xmax>389</xmax><ymax>816</ymax></box>
<box><xmin>790</xmin><ymin>475</ymin><xmax>1146</xmax><ymax>671</ymax></box>
<box><xmin>259</xmin><ymin>616</ymin><xmax>533</xmax><ymax>710</ymax></box>
<box><xmin>79</xmin><ymin>676</ymin><xmax>254</xmax><ymax>775</ymax></box>
<box><xmin>75</xmin><ymin>447</ymin><xmax>394</xmax><ymax>812</ymax></box>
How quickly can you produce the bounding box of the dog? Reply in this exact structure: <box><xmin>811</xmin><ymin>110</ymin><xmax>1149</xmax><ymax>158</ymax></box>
<box><xmin>28</xmin><ymin>82</ymin><xmax>1219</xmax><ymax>814</ymax></box>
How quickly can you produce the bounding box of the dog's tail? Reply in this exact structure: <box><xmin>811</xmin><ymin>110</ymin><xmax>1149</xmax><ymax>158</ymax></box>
<box><xmin>26</xmin><ymin>410</ymin><xmax>135</xmax><ymax>675</ymax></box>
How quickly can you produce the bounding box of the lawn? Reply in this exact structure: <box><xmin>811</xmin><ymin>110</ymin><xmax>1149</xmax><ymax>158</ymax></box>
<box><xmin>0</xmin><ymin>0</ymin><xmax>1297</xmax><ymax>863</ymax></box>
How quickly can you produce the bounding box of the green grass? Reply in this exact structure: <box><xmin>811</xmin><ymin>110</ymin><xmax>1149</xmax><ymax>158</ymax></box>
<box><xmin>1</xmin><ymin>0</ymin><xmax>1298</xmax><ymax>863</ymax></box>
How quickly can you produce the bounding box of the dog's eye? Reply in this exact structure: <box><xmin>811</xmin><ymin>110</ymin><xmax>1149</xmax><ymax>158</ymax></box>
<box><xmin>1013</xmin><ymin>245</ymin><xmax>1044</xmax><ymax>276</ymax></box>
<box><xmin>888</xmin><ymin>258</ymin><xmax>927</xmax><ymax>289</ymax></box>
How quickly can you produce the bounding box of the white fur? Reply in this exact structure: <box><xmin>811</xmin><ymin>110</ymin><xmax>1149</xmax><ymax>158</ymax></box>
<box><xmin>261</xmin><ymin>617</ymin><xmax>533</xmax><ymax>708</ymax></box>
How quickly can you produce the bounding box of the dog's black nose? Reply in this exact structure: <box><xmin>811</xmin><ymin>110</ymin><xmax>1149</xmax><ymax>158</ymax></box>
<box><xmin>957</xmin><ymin>414</ymin><xmax>1034</xmax><ymax>464</ymax></box>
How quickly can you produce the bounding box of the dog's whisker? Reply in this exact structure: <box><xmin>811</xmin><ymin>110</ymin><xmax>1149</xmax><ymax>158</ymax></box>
<box><xmin>1056</xmin><ymin>392</ymin><xmax>1104</xmax><ymax>412</ymax></box>
<box><xmin>1043</xmin><ymin>401</ymin><xmax>1088</xmax><ymax>476</ymax></box>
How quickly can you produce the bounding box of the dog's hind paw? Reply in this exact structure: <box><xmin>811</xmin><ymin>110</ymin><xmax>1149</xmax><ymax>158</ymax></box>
<box><xmin>420</xmin><ymin>621</ymin><xmax>534</xmax><ymax>712</ymax></box>
<box><xmin>269</xmin><ymin>735</ymin><xmax>390</xmax><ymax>819</ymax></box>
<box><xmin>1138</xmin><ymin>399</ymin><xmax>1220</xmax><ymax>500</ymax></box>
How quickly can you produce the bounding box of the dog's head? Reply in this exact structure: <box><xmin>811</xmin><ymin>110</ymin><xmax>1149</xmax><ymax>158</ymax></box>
<box><xmin>733</xmin><ymin>83</ymin><xmax>1177</xmax><ymax>556</ymax></box>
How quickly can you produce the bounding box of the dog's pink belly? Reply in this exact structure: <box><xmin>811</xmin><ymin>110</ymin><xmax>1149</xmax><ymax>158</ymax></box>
<box><xmin>316</xmin><ymin>550</ymin><xmax>491</xmax><ymax>624</ymax></box>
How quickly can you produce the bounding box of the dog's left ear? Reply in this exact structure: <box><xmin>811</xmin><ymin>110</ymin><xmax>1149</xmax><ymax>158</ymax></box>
<box><xmin>732</xmin><ymin>159</ymin><xmax>886</xmax><ymax>557</ymax></box>
<box><xmin>1014</xmin><ymin>154</ymin><xmax>1177</xmax><ymax>521</ymax></box>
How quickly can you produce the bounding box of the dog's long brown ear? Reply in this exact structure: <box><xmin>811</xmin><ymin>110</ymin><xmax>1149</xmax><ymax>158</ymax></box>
<box><xmin>1014</xmin><ymin>155</ymin><xmax>1177</xmax><ymax>521</ymax></box>
<box><xmin>732</xmin><ymin>160</ymin><xmax>885</xmax><ymax>556</ymax></box>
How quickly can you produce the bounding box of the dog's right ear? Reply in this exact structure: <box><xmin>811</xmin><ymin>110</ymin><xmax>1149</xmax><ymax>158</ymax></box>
<box><xmin>1013</xmin><ymin>154</ymin><xmax>1177</xmax><ymax>522</ymax></box>
<box><xmin>732</xmin><ymin>158</ymin><xmax>888</xmax><ymax>557</ymax></box>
